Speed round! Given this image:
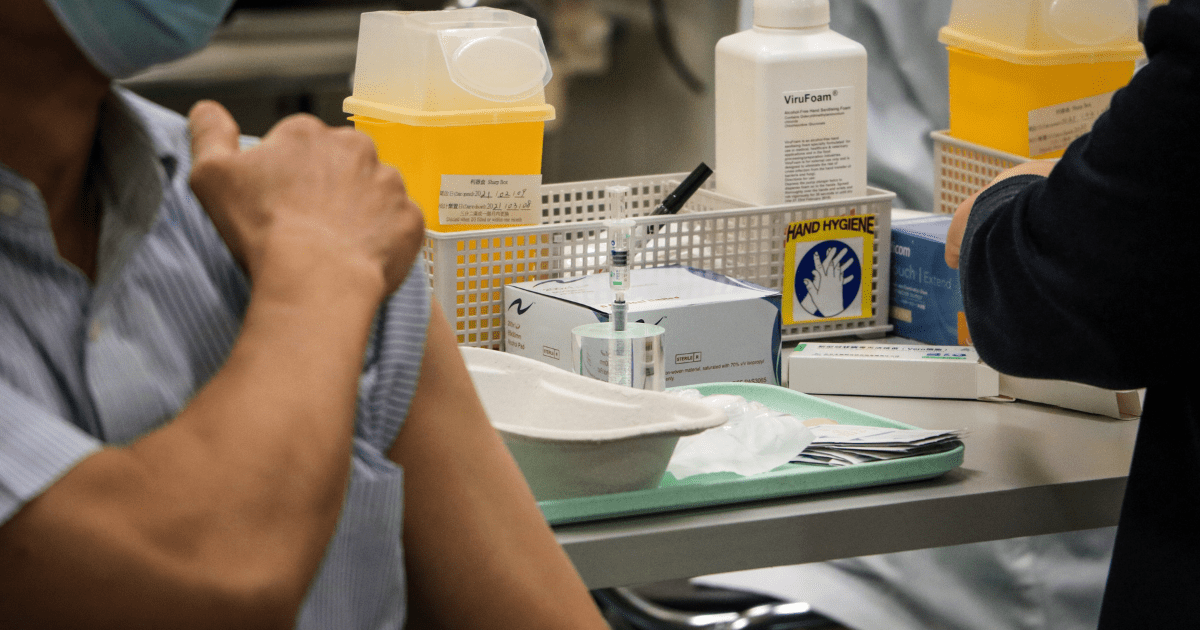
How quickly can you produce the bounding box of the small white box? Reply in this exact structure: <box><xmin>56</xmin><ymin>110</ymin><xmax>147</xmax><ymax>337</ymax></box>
<box><xmin>504</xmin><ymin>266</ymin><xmax>782</xmax><ymax>387</ymax></box>
<box><xmin>787</xmin><ymin>343</ymin><xmax>1143</xmax><ymax>418</ymax></box>
<box><xmin>999</xmin><ymin>375</ymin><xmax>1142</xmax><ymax>420</ymax></box>
<box><xmin>788</xmin><ymin>343</ymin><xmax>1001</xmax><ymax>399</ymax></box>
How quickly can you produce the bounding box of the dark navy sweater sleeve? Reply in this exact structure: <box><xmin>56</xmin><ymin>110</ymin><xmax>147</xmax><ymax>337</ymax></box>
<box><xmin>958</xmin><ymin>0</ymin><xmax>1200</xmax><ymax>390</ymax></box>
<box><xmin>960</xmin><ymin>4</ymin><xmax>1200</xmax><ymax>627</ymax></box>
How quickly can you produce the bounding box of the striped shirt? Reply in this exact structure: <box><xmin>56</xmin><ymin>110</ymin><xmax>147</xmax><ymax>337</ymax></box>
<box><xmin>0</xmin><ymin>87</ymin><xmax>428</xmax><ymax>628</ymax></box>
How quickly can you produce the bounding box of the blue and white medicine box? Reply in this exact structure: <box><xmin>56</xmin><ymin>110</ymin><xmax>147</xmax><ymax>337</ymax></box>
<box><xmin>503</xmin><ymin>266</ymin><xmax>782</xmax><ymax>387</ymax></box>
<box><xmin>889</xmin><ymin>214</ymin><xmax>971</xmax><ymax>346</ymax></box>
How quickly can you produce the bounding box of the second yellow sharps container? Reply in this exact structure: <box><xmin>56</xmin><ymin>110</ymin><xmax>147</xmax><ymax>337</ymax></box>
<box><xmin>940</xmin><ymin>0</ymin><xmax>1145</xmax><ymax>158</ymax></box>
<box><xmin>345</xmin><ymin>9</ymin><xmax>555</xmax><ymax>232</ymax></box>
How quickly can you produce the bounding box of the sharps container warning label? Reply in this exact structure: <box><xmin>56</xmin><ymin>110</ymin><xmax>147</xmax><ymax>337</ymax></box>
<box><xmin>439</xmin><ymin>174</ymin><xmax>542</xmax><ymax>225</ymax></box>
<box><xmin>783</xmin><ymin>213</ymin><xmax>875</xmax><ymax>324</ymax></box>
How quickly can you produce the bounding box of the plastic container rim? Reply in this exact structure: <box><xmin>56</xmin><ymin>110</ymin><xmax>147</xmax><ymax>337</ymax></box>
<box><xmin>939</xmin><ymin>26</ymin><xmax>1146</xmax><ymax>65</ymax></box>
<box><xmin>493</xmin><ymin>422</ymin><xmax>710</xmax><ymax>444</ymax></box>
<box><xmin>344</xmin><ymin>95</ymin><xmax>556</xmax><ymax>126</ymax></box>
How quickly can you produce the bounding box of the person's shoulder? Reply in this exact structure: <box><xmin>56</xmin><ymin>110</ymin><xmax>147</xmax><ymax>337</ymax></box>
<box><xmin>114</xmin><ymin>87</ymin><xmax>185</xmax><ymax>125</ymax></box>
<box><xmin>108</xmin><ymin>87</ymin><xmax>244</xmax><ymax>275</ymax></box>
<box><xmin>110</xmin><ymin>86</ymin><xmax>191</xmax><ymax>160</ymax></box>
<box><xmin>113</xmin><ymin>87</ymin><xmax>263</xmax><ymax>156</ymax></box>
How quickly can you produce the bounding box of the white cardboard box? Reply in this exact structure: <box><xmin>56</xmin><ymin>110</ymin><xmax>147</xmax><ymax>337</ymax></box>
<box><xmin>503</xmin><ymin>266</ymin><xmax>782</xmax><ymax>387</ymax></box>
<box><xmin>999</xmin><ymin>375</ymin><xmax>1142</xmax><ymax>420</ymax></box>
<box><xmin>788</xmin><ymin>343</ymin><xmax>1001</xmax><ymax>399</ymax></box>
<box><xmin>787</xmin><ymin>343</ymin><xmax>1142</xmax><ymax>419</ymax></box>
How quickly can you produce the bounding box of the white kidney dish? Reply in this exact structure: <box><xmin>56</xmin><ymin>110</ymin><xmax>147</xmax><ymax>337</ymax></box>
<box><xmin>462</xmin><ymin>347</ymin><xmax>727</xmax><ymax>500</ymax></box>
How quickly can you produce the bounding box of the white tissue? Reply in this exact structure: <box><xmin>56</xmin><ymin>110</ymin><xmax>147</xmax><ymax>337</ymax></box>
<box><xmin>666</xmin><ymin>392</ymin><xmax>815</xmax><ymax>479</ymax></box>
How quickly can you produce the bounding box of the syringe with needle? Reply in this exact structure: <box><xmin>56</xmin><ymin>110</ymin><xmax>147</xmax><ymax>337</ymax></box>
<box><xmin>604</xmin><ymin>185</ymin><xmax>638</xmax><ymax>387</ymax></box>
<box><xmin>606</xmin><ymin>185</ymin><xmax>635</xmax><ymax>333</ymax></box>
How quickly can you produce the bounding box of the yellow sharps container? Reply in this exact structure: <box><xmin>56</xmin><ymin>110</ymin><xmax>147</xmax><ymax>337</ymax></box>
<box><xmin>345</xmin><ymin>9</ymin><xmax>555</xmax><ymax>232</ymax></box>
<box><xmin>940</xmin><ymin>0</ymin><xmax>1145</xmax><ymax>158</ymax></box>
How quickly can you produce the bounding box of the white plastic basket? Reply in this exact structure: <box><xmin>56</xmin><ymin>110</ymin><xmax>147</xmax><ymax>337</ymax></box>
<box><xmin>932</xmin><ymin>130</ymin><xmax>1030</xmax><ymax>214</ymax></box>
<box><xmin>422</xmin><ymin>173</ymin><xmax>896</xmax><ymax>348</ymax></box>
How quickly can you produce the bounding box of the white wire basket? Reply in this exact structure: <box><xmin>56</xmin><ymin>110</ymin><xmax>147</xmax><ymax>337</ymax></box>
<box><xmin>422</xmin><ymin>173</ymin><xmax>896</xmax><ymax>348</ymax></box>
<box><xmin>932</xmin><ymin>130</ymin><xmax>1031</xmax><ymax>215</ymax></box>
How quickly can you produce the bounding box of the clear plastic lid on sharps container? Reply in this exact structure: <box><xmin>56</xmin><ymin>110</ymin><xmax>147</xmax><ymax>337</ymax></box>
<box><xmin>345</xmin><ymin>8</ymin><xmax>556</xmax><ymax>125</ymax></box>
<box><xmin>939</xmin><ymin>0</ymin><xmax>1145</xmax><ymax>64</ymax></box>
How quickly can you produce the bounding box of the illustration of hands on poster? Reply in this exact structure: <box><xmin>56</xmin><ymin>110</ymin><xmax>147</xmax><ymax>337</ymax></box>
<box><xmin>783</xmin><ymin>214</ymin><xmax>875</xmax><ymax>324</ymax></box>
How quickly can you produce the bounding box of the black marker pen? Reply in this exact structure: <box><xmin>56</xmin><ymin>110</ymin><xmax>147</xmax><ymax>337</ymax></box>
<box><xmin>648</xmin><ymin>162</ymin><xmax>713</xmax><ymax>234</ymax></box>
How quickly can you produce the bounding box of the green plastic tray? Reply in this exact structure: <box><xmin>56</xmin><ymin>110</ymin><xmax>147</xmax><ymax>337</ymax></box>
<box><xmin>540</xmin><ymin>383</ymin><xmax>964</xmax><ymax>525</ymax></box>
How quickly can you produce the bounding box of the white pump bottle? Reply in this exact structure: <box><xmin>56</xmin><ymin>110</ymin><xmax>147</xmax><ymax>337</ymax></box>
<box><xmin>715</xmin><ymin>0</ymin><xmax>868</xmax><ymax>205</ymax></box>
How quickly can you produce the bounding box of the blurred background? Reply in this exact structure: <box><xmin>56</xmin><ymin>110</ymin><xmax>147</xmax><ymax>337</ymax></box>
<box><xmin>120</xmin><ymin>0</ymin><xmax>1162</xmax><ymax>213</ymax></box>
<box><xmin>122</xmin><ymin>0</ymin><xmax>737</xmax><ymax>188</ymax></box>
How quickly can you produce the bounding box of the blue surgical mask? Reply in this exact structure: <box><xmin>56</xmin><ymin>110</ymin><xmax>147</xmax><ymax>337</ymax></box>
<box><xmin>43</xmin><ymin>0</ymin><xmax>236</xmax><ymax>79</ymax></box>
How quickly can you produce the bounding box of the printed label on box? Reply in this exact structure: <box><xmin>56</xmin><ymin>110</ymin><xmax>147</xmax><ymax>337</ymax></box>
<box><xmin>1027</xmin><ymin>91</ymin><xmax>1115</xmax><ymax>157</ymax></box>
<box><xmin>783</xmin><ymin>214</ymin><xmax>875</xmax><ymax>324</ymax></box>
<box><xmin>890</xmin><ymin>215</ymin><xmax>967</xmax><ymax>346</ymax></box>
<box><xmin>793</xmin><ymin>343</ymin><xmax>976</xmax><ymax>361</ymax></box>
<box><xmin>504</xmin><ymin>267</ymin><xmax>782</xmax><ymax>387</ymax></box>
<box><xmin>439</xmin><ymin>174</ymin><xmax>541</xmax><ymax>225</ymax></box>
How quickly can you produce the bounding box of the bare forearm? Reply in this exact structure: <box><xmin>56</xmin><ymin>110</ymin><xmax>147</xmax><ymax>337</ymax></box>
<box><xmin>169</xmin><ymin>251</ymin><xmax>381</xmax><ymax>482</ymax></box>
<box><xmin>1</xmin><ymin>99</ymin><xmax>425</xmax><ymax>628</ymax></box>
<box><xmin>395</xmin><ymin>305</ymin><xmax>608</xmax><ymax>630</ymax></box>
<box><xmin>0</xmin><ymin>260</ymin><xmax>385</xmax><ymax>629</ymax></box>
<box><xmin>154</xmin><ymin>262</ymin><xmax>380</xmax><ymax>527</ymax></box>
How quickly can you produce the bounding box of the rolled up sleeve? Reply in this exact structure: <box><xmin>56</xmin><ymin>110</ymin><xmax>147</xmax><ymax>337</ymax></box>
<box><xmin>0</xmin><ymin>381</ymin><xmax>102</xmax><ymax>526</ymax></box>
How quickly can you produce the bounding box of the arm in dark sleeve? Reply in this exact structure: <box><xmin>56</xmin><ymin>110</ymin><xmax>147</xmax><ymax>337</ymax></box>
<box><xmin>958</xmin><ymin>0</ymin><xmax>1200</xmax><ymax>390</ymax></box>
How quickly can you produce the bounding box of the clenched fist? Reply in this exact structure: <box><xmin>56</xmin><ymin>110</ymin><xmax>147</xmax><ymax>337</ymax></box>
<box><xmin>188</xmin><ymin>100</ymin><xmax>424</xmax><ymax>301</ymax></box>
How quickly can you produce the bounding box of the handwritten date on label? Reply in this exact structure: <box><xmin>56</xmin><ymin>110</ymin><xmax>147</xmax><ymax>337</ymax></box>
<box><xmin>439</xmin><ymin>174</ymin><xmax>542</xmax><ymax>225</ymax></box>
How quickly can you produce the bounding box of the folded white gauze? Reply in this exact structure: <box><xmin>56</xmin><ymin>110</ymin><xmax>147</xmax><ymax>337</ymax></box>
<box><xmin>666</xmin><ymin>391</ymin><xmax>815</xmax><ymax>479</ymax></box>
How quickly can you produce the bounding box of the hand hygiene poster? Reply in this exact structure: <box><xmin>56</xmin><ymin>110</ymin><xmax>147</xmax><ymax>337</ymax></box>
<box><xmin>783</xmin><ymin>214</ymin><xmax>875</xmax><ymax>325</ymax></box>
